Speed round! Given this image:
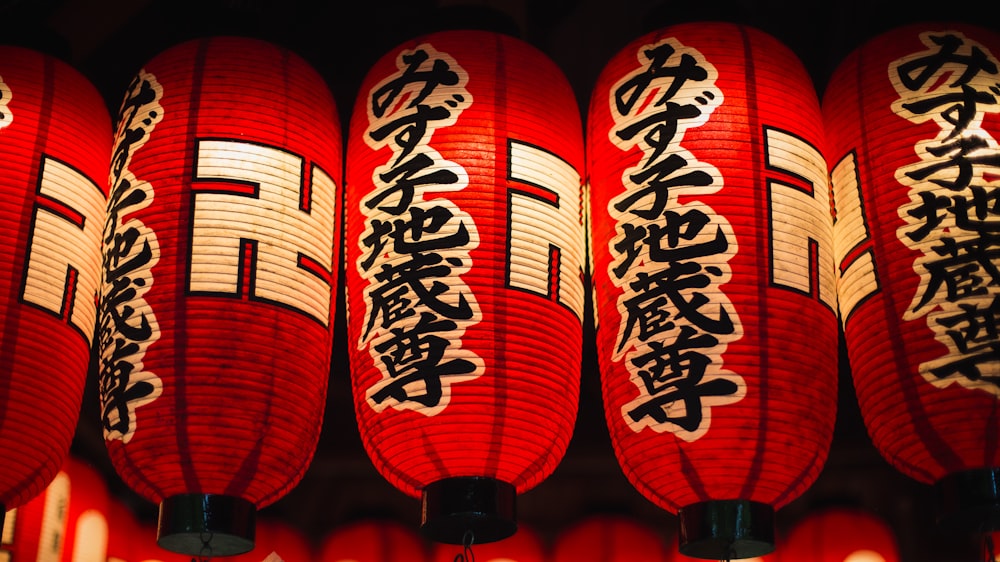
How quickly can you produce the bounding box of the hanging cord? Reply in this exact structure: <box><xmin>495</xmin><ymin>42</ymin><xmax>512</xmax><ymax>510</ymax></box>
<box><xmin>190</xmin><ymin>531</ymin><xmax>214</xmax><ymax>562</ymax></box>
<box><xmin>452</xmin><ymin>530</ymin><xmax>476</xmax><ymax>562</ymax></box>
<box><xmin>984</xmin><ymin>532</ymin><xmax>996</xmax><ymax>562</ymax></box>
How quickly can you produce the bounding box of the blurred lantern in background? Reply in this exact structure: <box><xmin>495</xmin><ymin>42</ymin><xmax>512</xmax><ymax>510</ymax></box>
<box><xmin>822</xmin><ymin>22</ymin><xmax>1000</xmax><ymax>533</ymax></box>
<box><xmin>230</xmin><ymin>518</ymin><xmax>314</xmax><ymax>562</ymax></box>
<box><xmin>781</xmin><ymin>507</ymin><xmax>900</xmax><ymax>562</ymax></box>
<box><xmin>431</xmin><ymin>523</ymin><xmax>546</xmax><ymax>562</ymax></box>
<box><xmin>132</xmin><ymin>523</ymin><xmax>189</xmax><ymax>562</ymax></box>
<box><xmin>318</xmin><ymin>519</ymin><xmax>428</xmax><ymax>562</ymax></box>
<box><xmin>61</xmin><ymin>457</ymin><xmax>111</xmax><ymax>562</ymax></box>
<box><xmin>1</xmin><ymin>466</ymin><xmax>70</xmax><ymax>562</ymax></box>
<box><xmin>551</xmin><ymin>514</ymin><xmax>669</xmax><ymax>562</ymax></box>
<box><xmin>345</xmin><ymin>29</ymin><xmax>586</xmax><ymax>545</ymax></box>
<box><xmin>98</xmin><ymin>36</ymin><xmax>342</xmax><ymax>556</ymax></box>
<box><xmin>0</xmin><ymin>45</ymin><xmax>111</xmax><ymax>527</ymax></box>
<box><xmin>588</xmin><ymin>22</ymin><xmax>838</xmax><ymax>559</ymax></box>
<box><xmin>106</xmin><ymin>498</ymin><xmax>140</xmax><ymax>562</ymax></box>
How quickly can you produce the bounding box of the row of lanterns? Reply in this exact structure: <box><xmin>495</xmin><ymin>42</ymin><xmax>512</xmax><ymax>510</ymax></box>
<box><xmin>3</xmin><ymin>454</ymin><xmax>901</xmax><ymax>562</ymax></box>
<box><xmin>1</xmin><ymin>16</ymin><xmax>997</xmax><ymax>561</ymax></box>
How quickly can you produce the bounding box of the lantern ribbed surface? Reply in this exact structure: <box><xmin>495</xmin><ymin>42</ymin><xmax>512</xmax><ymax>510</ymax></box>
<box><xmin>587</xmin><ymin>22</ymin><xmax>838</xmax><ymax>556</ymax></box>
<box><xmin>552</xmin><ymin>515</ymin><xmax>670</xmax><ymax>562</ymax></box>
<box><xmin>783</xmin><ymin>507</ymin><xmax>900</xmax><ymax>561</ymax></box>
<box><xmin>822</xmin><ymin>22</ymin><xmax>1000</xmax><ymax>520</ymax></box>
<box><xmin>98</xmin><ymin>36</ymin><xmax>341</xmax><ymax>553</ymax></box>
<box><xmin>345</xmin><ymin>29</ymin><xmax>585</xmax><ymax>508</ymax></box>
<box><xmin>318</xmin><ymin>520</ymin><xmax>428</xmax><ymax>562</ymax></box>
<box><xmin>0</xmin><ymin>46</ymin><xmax>111</xmax><ymax>515</ymax></box>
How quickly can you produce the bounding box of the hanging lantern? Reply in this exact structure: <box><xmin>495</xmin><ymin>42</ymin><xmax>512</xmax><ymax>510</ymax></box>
<box><xmin>551</xmin><ymin>515</ymin><xmax>669</xmax><ymax>562</ymax></box>
<box><xmin>345</xmin><ymin>29</ymin><xmax>586</xmax><ymax>545</ymax></box>
<box><xmin>430</xmin><ymin>524</ymin><xmax>545</xmax><ymax>562</ymax></box>
<box><xmin>822</xmin><ymin>22</ymin><xmax>1000</xmax><ymax>532</ymax></box>
<box><xmin>0</xmin><ymin>45</ymin><xmax>111</xmax><ymax>526</ymax></box>
<box><xmin>132</xmin><ymin>523</ymin><xmax>190</xmax><ymax>562</ymax></box>
<box><xmin>588</xmin><ymin>22</ymin><xmax>838</xmax><ymax>559</ymax></box>
<box><xmin>61</xmin><ymin>457</ymin><xmax>111</xmax><ymax>562</ymax></box>
<box><xmin>782</xmin><ymin>507</ymin><xmax>900</xmax><ymax>562</ymax></box>
<box><xmin>106</xmin><ymin>498</ymin><xmax>139</xmax><ymax>562</ymax></box>
<box><xmin>318</xmin><ymin>519</ymin><xmax>428</xmax><ymax>562</ymax></box>
<box><xmin>98</xmin><ymin>36</ymin><xmax>342</xmax><ymax>557</ymax></box>
<box><xmin>1</xmin><ymin>466</ymin><xmax>71</xmax><ymax>562</ymax></box>
<box><xmin>229</xmin><ymin>518</ymin><xmax>314</xmax><ymax>562</ymax></box>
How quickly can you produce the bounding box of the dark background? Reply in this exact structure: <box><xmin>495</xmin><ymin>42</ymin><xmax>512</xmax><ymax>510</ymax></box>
<box><xmin>4</xmin><ymin>0</ymin><xmax>999</xmax><ymax>560</ymax></box>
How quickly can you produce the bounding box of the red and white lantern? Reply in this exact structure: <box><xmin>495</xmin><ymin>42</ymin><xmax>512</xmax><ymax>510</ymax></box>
<box><xmin>588</xmin><ymin>22</ymin><xmax>838</xmax><ymax>558</ymax></box>
<box><xmin>318</xmin><ymin>519</ymin><xmax>428</xmax><ymax>562</ymax></box>
<box><xmin>61</xmin><ymin>457</ymin><xmax>111</xmax><ymax>562</ymax></box>
<box><xmin>1</xmin><ymin>466</ymin><xmax>71</xmax><ymax>562</ymax></box>
<box><xmin>98</xmin><ymin>36</ymin><xmax>342</xmax><ymax>556</ymax></box>
<box><xmin>782</xmin><ymin>507</ymin><xmax>900</xmax><ymax>562</ymax></box>
<box><xmin>552</xmin><ymin>515</ymin><xmax>669</xmax><ymax>562</ymax></box>
<box><xmin>822</xmin><ymin>22</ymin><xmax>1000</xmax><ymax>531</ymax></box>
<box><xmin>345</xmin><ymin>29</ymin><xmax>586</xmax><ymax>544</ymax></box>
<box><xmin>0</xmin><ymin>46</ymin><xmax>111</xmax><ymax>524</ymax></box>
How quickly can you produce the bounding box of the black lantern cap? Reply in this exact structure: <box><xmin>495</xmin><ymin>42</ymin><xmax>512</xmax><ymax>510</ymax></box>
<box><xmin>936</xmin><ymin>467</ymin><xmax>1000</xmax><ymax>533</ymax></box>
<box><xmin>157</xmin><ymin>493</ymin><xmax>256</xmax><ymax>556</ymax></box>
<box><xmin>678</xmin><ymin>499</ymin><xmax>775</xmax><ymax>559</ymax></box>
<box><xmin>421</xmin><ymin>476</ymin><xmax>517</xmax><ymax>545</ymax></box>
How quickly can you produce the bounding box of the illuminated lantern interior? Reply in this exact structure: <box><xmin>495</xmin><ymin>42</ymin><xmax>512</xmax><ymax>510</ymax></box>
<box><xmin>99</xmin><ymin>36</ymin><xmax>342</xmax><ymax>557</ymax></box>
<box><xmin>0</xmin><ymin>45</ymin><xmax>111</xmax><ymax>527</ymax></box>
<box><xmin>587</xmin><ymin>21</ymin><xmax>838</xmax><ymax>559</ymax></box>
<box><xmin>345</xmin><ymin>28</ymin><xmax>586</xmax><ymax>545</ymax></box>
<box><xmin>822</xmin><ymin>21</ymin><xmax>1000</xmax><ymax>532</ymax></box>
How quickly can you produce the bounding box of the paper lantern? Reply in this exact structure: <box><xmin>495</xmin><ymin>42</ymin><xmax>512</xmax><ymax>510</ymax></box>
<box><xmin>588</xmin><ymin>22</ymin><xmax>838</xmax><ymax>559</ymax></box>
<box><xmin>61</xmin><ymin>457</ymin><xmax>111</xmax><ymax>562</ymax></box>
<box><xmin>1</xmin><ymin>468</ymin><xmax>71</xmax><ymax>562</ymax></box>
<box><xmin>431</xmin><ymin>524</ymin><xmax>545</xmax><ymax>562</ymax></box>
<box><xmin>230</xmin><ymin>518</ymin><xmax>314</xmax><ymax>562</ymax></box>
<box><xmin>318</xmin><ymin>519</ymin><xmax>428</xmax><ymax>562</ymax></box>
<box><xmin>0</xmin><ymin>45</ymin><xmax>111</xmax><ymax>525</ymax></box>
<box><xmin>552</xmin><ymin>515</ymin><xmax>669</xmax><ymax>562</ymax></box>
<box><xmin>97</xmin><ymin>36</ymin><xmax>342</xmax><ymax>556</ymax></box>
<box><xmin>782</xmin><ymin>507</ymin><xmax>900</xmax><ymax>562</ymax></box>
<box><xmin>822</xmin><ymin>22</ymin><xmax>1000</xmax><ymax>531</ymax></box>
<box><xmin>345</xmin><ymin>29</ymin><xmax>586</xmax><ymax>544</ymax></box>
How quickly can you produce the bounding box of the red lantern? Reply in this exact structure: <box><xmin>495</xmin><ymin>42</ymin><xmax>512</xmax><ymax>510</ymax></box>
<box><xmin>0</xmin><ymin>46</ymin><xmax>111</xmax><ymax>525</ymax></box>
<box><xmin>822</xmin><ymin>22</ymin><xmax>1000</xmax><ymax>531</ymax></box>
<box><xmin>318</xmin><ymin>519</ymin><xmax>428</xmax><ymax>562</ymax></box>
<box><xmin>345</xmin><ymin>29</ymin><xmax>586</xmax><ymax>544</ymax></box>
<box><xmin>552</xmin><ymin>515</ymin><xmax>669</xmax><ymax>562</ymax></box>
<box><xmin>230</xmin><ymin>518</ymin><xmax>314</xmax><ymax>562</ymax></box>
<box><xmin>588</xmin><ymin>22</ymin><xmax>838</xmax><ymax>559</ymax></box>
<box><xmin>62</xmin><ymin>457</ymin><xmax>112</xmax><ymax>562</ymax></box>
<box><xmin>431</xmin><ymin>524</ymin><xmax>545</xmax><ymax>562</ymax></box>
<box><xmin>782</xmin><ymin>507</ymin><xmax>900</xmax><ymax>562</ymax></box>
<box><xmin>98</xmin><ymin>36</ymin><xmax>342</xmax><ymax>556</ymax></box>
<box><xmin>1</xmin><ymin>467</ymin><xmax>71</xmax><ymax>562</ymax></box>
<box><xmin>106</xmin><ymin>498</ymin><xmax>139</xmax><ymax>562</ymax></box>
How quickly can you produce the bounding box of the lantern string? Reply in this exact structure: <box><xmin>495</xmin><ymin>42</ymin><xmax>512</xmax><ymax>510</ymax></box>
<box><xmin>452</xmin><ymin>529</ymin><xmax>476</xmax><ymax>562</ymax></box>
<box><xmin>198</xmin><ymin>531</ymin><xmax>214</xmax><ymax>562</ymax></box>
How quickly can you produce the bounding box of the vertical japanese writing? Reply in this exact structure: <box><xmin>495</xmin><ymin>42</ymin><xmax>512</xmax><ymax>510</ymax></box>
<box><xmin>891</xmin><ymin>30</ymin><xmax>1000</xmax><ymax>395</ymax></box>
<box><xmin>99</xmin><ymin>69</ymin><xmax>163</xmax><ymax>442</ymax></box>
<box><xmin>0</xmin><ymin>75</ymin><xmax>11</xmax><ymax>130</ymax></box>
<box><xmin>607</xmin><ymin>38</ymin><xmax>745</xmax><ymax>441</ymax></box>
<box><xmin>359</xmin><ymin>44</ymin><xmax>483</xmax><ymax>416</ymax></box>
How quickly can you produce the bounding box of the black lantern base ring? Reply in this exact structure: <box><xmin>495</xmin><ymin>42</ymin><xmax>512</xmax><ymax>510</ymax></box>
<box><xmin>936</xmin><ymin>467</ymin><xmax>1000</xmax><ymax>533</ymax></box>
<box><xmin>678</xmin><ymin>499</ymin><xmax>775</xmax><ymax>560</ymax></box>
<box><xmin>157</xmin><ymin>493</ymin><xmax>256</xmax><ymax>556</ymax></box>
<box><xmin>421</xmin><ymin>476</ymin><xmax>517</xmax><ymax>545</ymax></box>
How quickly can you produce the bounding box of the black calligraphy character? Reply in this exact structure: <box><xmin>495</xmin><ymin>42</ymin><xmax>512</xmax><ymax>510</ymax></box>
<box><xmin>369</xmin><ymin>103</ymin><xmax>454</xmax><ymax>166</ymax></box>
<box><xmin>364</xmin><ymin>153</ymin><xmax>460</xmax><ymax>214</ymax></box>
<box><xmin>897</xmin><ymin>33</ymin><xmax>999</xmax><ymax>91</ymax></box>
<box><xmin>614</xmin><ymin>153</ymin><xmax>714</xmax><ymax>219</ymax></box>
<box><xmin>902</xmin><ymin>84</ymin><xmax>997</xmax><ymax>141</ymax></box>
<box><xmin>614</xmin><ymin>43</ymin><xmax>709</xmax><ymax>117</ymax></box>
<box><xmin>905</xmin><ymin>134</ymin><xmax>1000</xmax><ymax>192</ymax></box>
<box><xmin>370</xmin><ymin>49</ymin><xmax>460</xmax><ymax>118</ymax></box>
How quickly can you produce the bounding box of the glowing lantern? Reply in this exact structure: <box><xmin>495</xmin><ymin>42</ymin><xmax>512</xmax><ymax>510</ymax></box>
<box><xmin>431</xmin><ymin>524</ymin><xmax>545</xmax><ymax>562</ymax></box>
<box><xmin>230</xmin><ymin>518</ymin><xmax>314</xmax><ymax>562</ymax></box>
<box><xmin>782</xmin><ymin>507</ymin><xmax>900</xmax><ymax>562</ymax></box>
<box><xmin>0</xmin><ymin>45</ymin><xmax>111</xmax><ymax>526</ymax></box>
<box><xmin>588</xmin><ymin>22</ymin><xmax>838</xmax><ymax>559</ymax></box>
<box><xmin>318</xmin><ymin>519</ymin><xmax>428</xmax><ymax>562</ymax></box>
<box><xmin>822</xmin><ymin>22</ymin><xmax>1000</xmax><ymax>531</ymax></box>
<box><xmin>61</xmin><ymin>457</ymin><xmax>111</xmax><ymax>562</ymax></box>
<box><xmin>98</xmin><ymin>36</ymin><xmax>342</xmax><ymax>556</ymax></box>
<box><xmin>106</xmin><ymin>499</ymin><xmax>139</xmax><ymax>562</ymax></box>
<box><xmin>345</xmin><ymin>29</ymin><xmax>586</xmax><ymax>544</ymax></box>
<box><xmin>1</xmin><ymin>468</ymin><xmax>70</xmax><ymax>562</ymax></box>
<box><xmin>551</xmin><ymin>515</ymin><xmax>669</xmax><ymax>562</ymax></box>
